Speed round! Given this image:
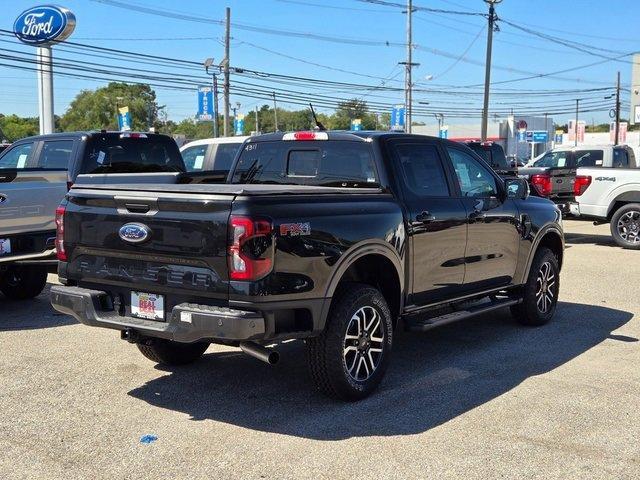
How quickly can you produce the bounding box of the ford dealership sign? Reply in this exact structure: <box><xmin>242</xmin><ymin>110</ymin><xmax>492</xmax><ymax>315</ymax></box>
<box><xmin>13</xmin><ymin>5</ymin><xmax>76</xmax><ymax>46</ymax></box>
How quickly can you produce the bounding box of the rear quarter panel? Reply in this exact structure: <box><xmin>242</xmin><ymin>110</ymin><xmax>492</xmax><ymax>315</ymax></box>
<box><xmin>228</xmin><ymin>192</ymin><xmax>406</xmax><ymax>304</ymax></box>
<box><xmin>575</xmin><ymin>168</ymin><xmax>640</xmax><ymax>218</ymax></box>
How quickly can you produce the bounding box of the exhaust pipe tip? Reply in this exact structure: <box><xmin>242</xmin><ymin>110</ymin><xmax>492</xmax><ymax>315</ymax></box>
<box><xmin>265</xmin><ymin>350</ymin><xmax>280</xmax><ymax>365</ymax></box>
<box><xmin>240</xmin><ymin>341</ymin><xmax>279</xmax><ymax>365</ymax></box>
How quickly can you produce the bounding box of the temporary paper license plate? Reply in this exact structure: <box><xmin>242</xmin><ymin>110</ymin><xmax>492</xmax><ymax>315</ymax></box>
<box><xmin>0</xmin><ymin>238</ymin><xmax>11</xmax><ymax>255</ymax></box>
<box><xmin>131</xmin><ymin>291</ymin><xmax>164</xmax><ymax>321</ymax></box>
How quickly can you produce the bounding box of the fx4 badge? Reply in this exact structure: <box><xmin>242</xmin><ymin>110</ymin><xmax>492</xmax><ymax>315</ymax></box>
<box><xmin>280</xmin><ymin>222</ymin><xmax>311</xmax><ymax>237</ymax></box>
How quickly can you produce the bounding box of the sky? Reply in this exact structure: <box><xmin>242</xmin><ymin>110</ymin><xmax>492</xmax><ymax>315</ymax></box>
<box><xmin>1</xmin><ymin>0</ymin><xmax>639</xmax><ymax>127</ymax></box>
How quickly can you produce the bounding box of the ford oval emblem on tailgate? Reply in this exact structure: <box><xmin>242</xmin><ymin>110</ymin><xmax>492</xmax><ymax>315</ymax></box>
<box><xmin>119</xmin><ymin>223</ymin><xmax>151</xmax><ymax>244</ymax></box>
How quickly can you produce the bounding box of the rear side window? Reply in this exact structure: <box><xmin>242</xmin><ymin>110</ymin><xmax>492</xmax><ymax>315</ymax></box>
<box><xmin>0</xmin><ymin>143</ymin><xmax>33</xmax><ymax>170</ymax></box>
<box><xmin>181</xmin><ymin>144</ymin><xmax>208</xmax><ymax>172</ymax></box>
<box><xmin>490</xmin><ymin>144</ymin><xmax>508</xmax><ymax>169</ymax></box>
<box><xmin>535</xmin><ymin>151</ymin><xmax>569</xmax><ymax>168</ymax></box>
<box><xmin>613</xmin><ymin>148</ymin><xmax>629</xmax><ymax>168</ymax></box>
<box><xmin>231</xmin><ymin>141</ymin><xmax>378</xmax><ymax>187</ymax></box>
<box><xmin>213</xmin><ymin>143</ymin><xmax>242</xmax><ymax>171</ymax></box>
<box><xmin>80</xmin><ymin>135</ymin><xmax>185</xmax><ymax>174</ymax></box>
<box><xmin>393</xmin><ymin>143</ymin><xmax>449</xmax><ymax>197</ymax></box>
<box><xmin>575</xmin><ymin>150</ymin><xmax>604</xmax><ymax>167</ymax></box>
<box><xmin>37</xmin><ymin>140</ymin><xmax>73</xmax><ymax>169</ymax></box>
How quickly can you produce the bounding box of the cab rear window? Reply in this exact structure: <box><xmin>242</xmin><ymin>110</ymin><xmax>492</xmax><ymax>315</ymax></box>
<box><xmin>80</xmin><ymin>135</ymin><xmax>185</xmax><ymax>174</ymax></box>
<box><xmin>231</xmin><ymin>141</ymin><xmax>378</xmax><ymax>187</ymax></box>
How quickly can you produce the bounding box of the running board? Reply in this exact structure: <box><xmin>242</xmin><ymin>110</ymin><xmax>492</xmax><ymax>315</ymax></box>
<box><xmin>404</xmin><ymin>297</ymin><xmax>521</xmax><ymax>332</ymax></box>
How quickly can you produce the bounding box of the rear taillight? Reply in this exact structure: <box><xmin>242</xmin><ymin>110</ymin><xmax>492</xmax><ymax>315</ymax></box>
<box><xmin>55</xmin><ymin>204</ymin><xmax>66</xmax><ymax>261</ymax></box>
<box><xmin>531</xmin><ymin>174</ymin><xmax>552</xmax><ymax>197</ymax></box>
<box><xmin>228</xmin><ymin>216</ymin><xmax>273</xmax><ymax>281</ymax></box>
<box><xmin>574</xmin><ymin>175</ymin><xmax>592</xmax><ymax>196</ymax></box>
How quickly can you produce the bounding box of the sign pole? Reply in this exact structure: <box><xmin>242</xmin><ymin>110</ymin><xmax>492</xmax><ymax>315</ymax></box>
<box><xmin>531</xmin><ymin>141</ymin><xmax>535</xmax><ymax>162</ymax></box>
<box><xmin>38</xmin><ymin>46</ymin><xmax>55</xmax><ymax>134</ymax></box>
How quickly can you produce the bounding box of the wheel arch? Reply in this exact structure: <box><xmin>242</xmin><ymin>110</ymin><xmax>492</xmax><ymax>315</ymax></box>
<box><xmin>522</xmin><ymin>226</ymin><xmax>564</xmax><ymax>283</ymax></box>
<box><xmin>323</xmin><ymin>242</ymin><xmax>404</xmax><ymax>328</ymax></box>
<box><xmin>607</xmin><ymin>191</ymin><xmax>640</xmax><ymax>220</ymax></box>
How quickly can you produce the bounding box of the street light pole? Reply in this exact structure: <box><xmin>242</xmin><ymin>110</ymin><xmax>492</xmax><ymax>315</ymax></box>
<box><xmin>481</xmin><ymin>0</ymin><xmax>501</xmax><ymax>141</ymax></box>
<box><xmin>205</xmin><ymin>58</ymin><xmax>220</xmax><ymax>138</ymax></box>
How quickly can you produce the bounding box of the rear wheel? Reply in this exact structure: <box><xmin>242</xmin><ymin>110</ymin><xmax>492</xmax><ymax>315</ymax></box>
<box><xmin>511</xmin><ymin>247</ymin><xmax>559</xmax><ymax>326</ymax></box>
<box><xmin>610</xmin><ymin>203</ymin><xmax>640</xmax><ymax>250</ymax></box>
<box><xmin>306</xmin><ymin>283</ymin><xmax>393</xmax><ymax>401</ymax></box>
<box><xmin>137</xmin><ymin>339</ymin><xmax>210</xmax><ymax>366</ymax></box>
<box><xmin>0</xmin><ymin>265</ymin><xmax>48</xmax><ymax>300</ymax></box>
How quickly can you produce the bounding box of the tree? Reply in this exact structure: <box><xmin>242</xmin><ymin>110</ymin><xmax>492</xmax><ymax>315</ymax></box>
<box><xmin>0</xmin><ymin>114</ymin><xmax>39</xmax><ymax>142</ymax></box>
<box><xmin>59</xmin><ymin>82</ymin><xmax>159</xmax><ymax>131</ymax></box>
<box><xmin>332</xmin><ymin>99</ymin><xmax>378</xmax><ymax>130</ymax></box>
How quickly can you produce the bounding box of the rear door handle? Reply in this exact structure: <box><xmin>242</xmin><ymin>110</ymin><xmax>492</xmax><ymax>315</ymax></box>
<box><xmin>415</xmin><ymin>210</ymin><xmax>436</xmax><ymax>223</ymax></box>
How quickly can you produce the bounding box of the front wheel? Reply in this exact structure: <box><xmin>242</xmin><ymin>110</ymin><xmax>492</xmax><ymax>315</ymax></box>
<box><xmin>306</xmin><ymin>283</ymin><xmax>393</xmax><ymax>401</ymax></box>
<box><xmin>0</xmin><ymin>265</ymin><xmax>48</xmax><ymax>300</ymax></box>
<box><xmin>137</xmin><ymin>339</ymin><xmax>210</xmax><ymax>366</ymax></box>
<box><xmin>610</xmin><ymin>203</ymin><xmax>640</xmax><ymax>250</ymax></box>
<box><xmin>511</xmin><ymin>247</ymin><xmax>559</xmax><ymax>326</ymax></box>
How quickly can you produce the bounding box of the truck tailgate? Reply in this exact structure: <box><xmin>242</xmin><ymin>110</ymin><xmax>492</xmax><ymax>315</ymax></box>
<box><xmin>548</xmin><ymin>167</ymin><xmax>576</xmax><ymax>197</ymax></box>
<box><xmin>63</xmin><ymin>187</ymin><xmax>234</xmax><ymax>305</ymax></box>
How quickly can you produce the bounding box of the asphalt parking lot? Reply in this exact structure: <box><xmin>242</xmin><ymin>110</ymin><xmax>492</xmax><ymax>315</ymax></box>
<box><xmin>1</xmin><ymin>219</ymin><xmax>638</xmax><ymax>480</ymax></box>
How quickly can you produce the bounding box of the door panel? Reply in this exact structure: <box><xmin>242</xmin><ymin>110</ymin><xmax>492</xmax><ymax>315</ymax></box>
<box><xmin>446</xmin><ymin>146</ymin><xmax>520</xmax><ymax>290</ymax></box>
<box><xmin>0</xmin><ymin>141</ymin><xmax>70</xmax><ymax>235</ymax></box>
<box><xmin>389</xmin><ymin>140</ymin><xmax>468</xmax><ymax>305</ymax></box>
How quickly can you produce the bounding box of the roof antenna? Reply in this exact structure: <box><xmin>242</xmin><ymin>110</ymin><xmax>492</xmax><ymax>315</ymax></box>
<box><xmin>309</xmin><ymin>103</ymin><xmax>326</xmax><ymax>131</ymax></box>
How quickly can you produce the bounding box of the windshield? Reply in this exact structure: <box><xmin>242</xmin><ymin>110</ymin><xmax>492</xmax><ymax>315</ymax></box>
<box><xmin>231</xmin><ymin>140</ymin><xmax>378</xmax><ymax>188</ymax></box>
<box><xmin>80</xmin><ymin>135</ymin><xmax>185</xmax><ymax>174</ymax></box>
<box><xmin>534</xmin><ymin>151</ymin><xmax>570</xmax><ymax>168</ymax></box>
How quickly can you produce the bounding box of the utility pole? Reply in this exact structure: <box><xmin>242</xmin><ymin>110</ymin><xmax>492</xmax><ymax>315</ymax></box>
<box><xmin>255</xmin><ymin>105</ymin><xmax>259</xmax><ymax>133</ymax></box>
<box><xmin>481</xmin><ymin>0</ymin><xmax>501</xmax><ymax>141</ymax></box>
<box><xmin>575</xmin><ymin>98</ymin><xmax>580</xmax><ymax>147</ymax></box>
<box><xmin>223</xmin><ymin>7</ymin><xmax>231</xmax><ymax>137</ymax></box>
<box><xmin>615</xmin><ymin>70</ymin><xmax>621</xmax><ymax>145</ymax></box>
<box><xmin>400</xmin><ymin>0</ymin><xmax>417</xmax><ymax>134</ymax></box>
<box><xmin>272</xmin><ymin>92</ymin><xmax>278</xmax><ymax>131</ymax></box>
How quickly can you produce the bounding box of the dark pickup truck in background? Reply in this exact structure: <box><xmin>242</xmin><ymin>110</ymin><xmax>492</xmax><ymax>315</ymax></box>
<box><xmin>0</xmin><ymin>131</ymin><xmax>184</xmax><ymax>300</ymax></box>
<box><xmin>51</xmin><ymin>131</ymin><xmax>564</xmax><ymax>400</ymax></box>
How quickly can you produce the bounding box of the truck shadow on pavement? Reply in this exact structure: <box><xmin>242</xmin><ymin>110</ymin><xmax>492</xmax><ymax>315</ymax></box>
<box><xmin>564</xmin><ymin>232</ymin><xmax>617</xmax><ymax>247</ymax></box>
<box><xmin>0</xmin><ymin>282</ymin><xmax>76</xmax><ymax>331</ymax></box>
<box><xmin>128</xmin><ymin>301</ymin><xmax>632</xmax><ymax>440</ymax></box>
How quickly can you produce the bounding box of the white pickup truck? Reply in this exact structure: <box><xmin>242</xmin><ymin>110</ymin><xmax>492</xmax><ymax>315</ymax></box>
<box><xmin>570</xmin><ymin>168</ymin><xmax>640</xmax><ymax>249</ymax></box>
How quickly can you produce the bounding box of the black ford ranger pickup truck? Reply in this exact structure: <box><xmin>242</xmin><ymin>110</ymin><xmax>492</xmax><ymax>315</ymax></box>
<box><xmin>51</xmin><ymin>131</ymin><xmax>564</xmax><ymax>401</ymax></box>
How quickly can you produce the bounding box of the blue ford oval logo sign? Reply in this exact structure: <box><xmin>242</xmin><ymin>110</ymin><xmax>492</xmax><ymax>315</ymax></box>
<box><xmin>119</xmin><ymin>223</ymin><xmax>151</xmax><ymax>244</ymax></box>
<box><xmin>13</xmin><ymin>5</ymin><xmax>76</xmax><ymax>46</ymax></box>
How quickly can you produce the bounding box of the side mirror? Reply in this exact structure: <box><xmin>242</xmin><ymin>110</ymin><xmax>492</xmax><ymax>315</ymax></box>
<box><xmin>505</xmin><ymin>177</ymin><xmax>529</xmax><ymax>200</ymax></box>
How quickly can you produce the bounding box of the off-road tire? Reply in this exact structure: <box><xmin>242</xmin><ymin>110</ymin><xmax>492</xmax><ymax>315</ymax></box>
<box><xmin>0</xmin><ymin>265</ymin><xmax>48</xmax><ymax>300</ymax></box>
<box><xmin>306</xmin><ymin>283</ymin><xmax>393</xmax><ymax>401</ymax></box>
<box><xmin>137</xmin><ymin>339</ymin><xmax>210</xmax><ymax>366</ymax></box>
<box><xmin>511</xmin><ymin>247</ymin><xmax>559</xmax><ymax>326</ymax></box>
<box><xmin>610</xmin><ymin>203</ymin><xmax>640</xmax><ymax>250</ymax></box>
